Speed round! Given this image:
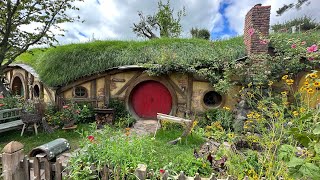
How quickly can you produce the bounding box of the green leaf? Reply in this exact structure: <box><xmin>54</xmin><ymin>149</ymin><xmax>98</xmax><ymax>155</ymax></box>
<box><xmin>313</xmin><ymin>123</ymin><xmax>320</xmax><ymax>135</ymax></box>
<box><xmin>314</xmin><ymin>143</ymin><xmax>320</xmax><ymax>155</ymax></box>
<box><xmin>299</xmin><ymin>163</ymin><xmax>320</xmax><ymax>179</ymax></box>
<box><xmin>299</xmin><ymin>113</ymin><xmax>313</xmax><ymax>121</ymax></box>
<box><xmin>287</xmin><ymin>157</ymin><xmax>304</xmax><ymax>168</ymax></box>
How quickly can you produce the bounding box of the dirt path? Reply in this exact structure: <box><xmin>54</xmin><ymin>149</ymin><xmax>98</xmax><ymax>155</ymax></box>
<box><xmin>130</xmin><ymin>120</ymin><xmax>159</xmax><ymax>136</ymax></box>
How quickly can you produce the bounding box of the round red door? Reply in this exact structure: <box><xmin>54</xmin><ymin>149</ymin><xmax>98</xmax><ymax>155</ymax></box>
<box><xmin>130</xmin><ymin>80</ymin><xmax>172</xmax><ymax>119</ymax></box>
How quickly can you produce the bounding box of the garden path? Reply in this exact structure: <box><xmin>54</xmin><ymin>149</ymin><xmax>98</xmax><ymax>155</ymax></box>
<box><xmin>130</xmin><ymin>120</ymin><xmax>159</xmax><ymax>136</ymax></box>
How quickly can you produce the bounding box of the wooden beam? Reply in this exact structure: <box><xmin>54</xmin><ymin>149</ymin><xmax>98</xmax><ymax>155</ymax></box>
<box><xmin>24</xmin><ymin>71</ymin><xmax>29</xmax><ymax>99</ymax></box>
<box><xmin>56</xmin><ymin>69</ymin><xmax>130</xmax><ymax>94</ymax></box>
<box><xmin>165</xmin><ymin>75</ymin><xmax>186</xmax><ymax>98</ymax></box>
<box><xmin>9</xmin><ymin>70</ymin><xmax>13</xmax><ymax>81</ymax></box>
<box><xmin>43</xmin><ymin>86</ymin><xmax>54</xmax><ymax>104</ymax></box>
<box><xmin>115</xmin><ymin>72</ymin><xmax>143</xmax><ymax>96</ymax></box>
<box><xmin>186</xmin><ymin>74</ymin><xmax>193</xmax><ymax>113</ymax></box>
<box><xmin>90</xmin><ymin>79</ymin><xmax>97</xmax><ymax>98</ymax></box>
<box><xmin>105</xmin><ymin>75</ymin><xmax>111</xmax><ymax>107</ymax></box>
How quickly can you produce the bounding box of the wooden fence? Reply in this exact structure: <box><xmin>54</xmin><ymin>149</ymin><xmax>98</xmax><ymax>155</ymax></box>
<box><xmin>1</xmin><ymin>141</ymin><xmax>251</xmax><ymax>180</ymax></box>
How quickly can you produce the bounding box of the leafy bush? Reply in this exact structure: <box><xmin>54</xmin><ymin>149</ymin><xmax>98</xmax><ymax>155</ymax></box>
<box><xmin>272</xmin><ymin>16</ymin><xmax>320</xmax><ymax>33</ymax></box>
<box><xmin>108</xmin><ymin>99</ymin><xmax>135</xmax><ymax>128</ymax></box>
<box><xmin>0</xmin><ymin>95</ymin><xmax>23</xmax><ymax>110</ymax></box>
<box><xmin>198</xmin><ymin>108</ymin><xmax>234</xmax><ymax>130</ymax></box>
<box><xmin>68</xmin><ymin>126</ymin><xmax>209</xmax><ymax>179</ymax></box>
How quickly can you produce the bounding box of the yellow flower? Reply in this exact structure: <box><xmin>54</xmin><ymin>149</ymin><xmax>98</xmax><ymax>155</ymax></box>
<box><xmin>247</xmin><ymin>112</ymin><xmax>254</xmax><ymax>118</ymax></box>
<box><xmin>292</xmin><ymin>111</ymin><xmax>299</xmax><ymax>117</ymax></box>
<box><xmin>248</xmin><ymin>82</ymin><xmax>252</xmax><ymax>87</ymax></box>
<box><xmin>299</xmin><ymin>107</ymin><xmax>306</xmax><ymax>113</ymax></box>
<box><xmin>244</xmin><ymin>125</ymin><xmax>249</xmax><ymax>129</ymax></box>
<box><xmin>283</xmin><ymin>101</ymin><xmax>289</xmax><ymax>106</ymax></box>
<box><xmin>274</xmin><ymin>112</ymin><xmax>279</xmax><ymax>117</ymax></box>
<box><xmin>307</xmin><ymin>88</ymin><xmax>314</xmax><ymax>94</ymax></box>
<box><xmin>286</xmin><ymin>79</ymin><xmax>294</xmax><ymax>85</ymax></box>
<box><xmin>300</xmin><ymin>87</ymin><xmax>306</xmax><ymax>91</ymax></box>
<box><xmin>282</xmin><ymin>75</ymin><xmax>288</xmax><ymax>80</ymax></box>
<box><xmin>228</xmin><ymin>133</ymin><xmax>235</xmax><ymax>138</ymax></box>
<box><xmin>310</xmin><ymin>73</ymin><xmax>318</xmax><ymax>79</ymax></box>
<box><xmin>281</xmin><ymin>91</ymin><xmax>288</xmax><ymax>96</ymax></box>
<box><xmin>268</xmin><ymin>80</ymin><xmax>273</xmax><ymax>86</ymax></box>
<box><xmin>314</xmin><ymin>82</ymin><xmax>320</xmax><ymax>87</ymax></box>
<box><xmin>223</xmin><ymin>106</ymin><xmax>230</xmax><ymax>110</ymax></box>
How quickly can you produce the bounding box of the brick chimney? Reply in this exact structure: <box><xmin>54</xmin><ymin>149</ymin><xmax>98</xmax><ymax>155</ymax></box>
<box><xmin>244</xmin><ymin>4</ymin><xmax>271</xmax><ymax>55</ymax></box>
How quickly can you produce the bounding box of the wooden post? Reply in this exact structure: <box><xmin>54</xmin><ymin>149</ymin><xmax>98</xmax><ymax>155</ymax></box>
<box><xmin>135</xmin><ymin>164</ymin><xmax>147</xmax><ymax>180</ymax></box>
<box><xmin>177</xmin><ymin>171</ymin><xmax>187</xmax><ymax>180</ymax></box>
<box><xmin>55</xmin><ymin>159</ymin><xmax>63</xmax><ymax>180</ymax></box>
<box><xmin>1</xmin><ymin>141</ymin><xmax>25</xmax><ymax>180</ymax></box>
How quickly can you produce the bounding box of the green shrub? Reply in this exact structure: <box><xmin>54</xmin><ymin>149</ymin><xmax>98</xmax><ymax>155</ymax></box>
<box><xmin>67</xmin><ymin>127</ymin><xmax>210</xmax><ymax>179</ymax></box>
<box><xmin>198</xmin><ymin>108</ymin><xmax>234</xmax><ymax>130</ymax></box>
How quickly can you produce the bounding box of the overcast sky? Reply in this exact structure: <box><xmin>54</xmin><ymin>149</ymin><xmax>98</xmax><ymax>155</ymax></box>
<box><xmin>55</xmin><ymin>0</ymin><xmax>320</xmax><ymax>44</ymax></box>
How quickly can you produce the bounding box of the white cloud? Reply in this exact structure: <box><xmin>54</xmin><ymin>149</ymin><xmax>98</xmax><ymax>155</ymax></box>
<box><xmin>224</xmin><ymin>0</ymin><xmax>320</xmax><ymax>36</ymax></box>
<box><xmin>54</xmin><ymin>0</ymin><xmax>222</xmax><ymax>44</ymax></box>
<box><xmin>44</xmin><ymin>0</ymin><xmax>320</xmax><ymax>44</ymax></box>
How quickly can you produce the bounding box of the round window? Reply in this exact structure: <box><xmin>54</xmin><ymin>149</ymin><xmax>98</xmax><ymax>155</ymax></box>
<box><xmin>203</xmin><ymin>91</ymin><xmax>222</xmax><ymax>107</ymax></box>
<box><xmin>74</xmin><ymin>86</ymin><xmax>87</xmax><ymax>98</ymax></box>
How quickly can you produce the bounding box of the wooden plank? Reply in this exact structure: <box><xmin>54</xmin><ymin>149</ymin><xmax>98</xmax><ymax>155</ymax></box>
<box><xmin>91</xmin><ymin>79</ymin><xmax>97</xmax><ymax>99</ymax></box>
<box><xmin>115</xmin><ymin>71</ymin><xmax>143</xmax><ymax>96</ymax></box>
<box><xmin>24</xmin><ymin>71</ymin><xmax>29</xmax><ymax>99</ymax></box>
<box><xmin>43</xmin><ymin>158</ymin><xmax>52</xmax><ymax>180</ymax></box>
<box><xmin>43</xmin><ymin>86</ymin><xmax>54</xmax><ymax>103</ymax></box>
<box><xmin>165</xmin><ymin>75</ymin><xmax>186</xmax><ymax>98</ymax></box>
<box><xmin>33</xmin><ymin>157</ymin><xmax>40</xmax><ymax>180</ymax></box>
<box><xmin>105</xmin><ymin>75</ymin><xmax>111</xmax><ymax>107</ymax></box>
<box><xmin>55</xmin><ymin>160</ymin><xmax>63</xmax><ymax>180</ymax></box>
<box><xmin>157</xmin><ymin>113</ymin><xmax>191</xmax><ymax>124</ymax></box>
<box><xmin>186</xmin><ymin>74</ymin><xmax>193</xmax><ymax>114</ymax></box>
<box><xmin>23</xmin><ymin>156</ymin><xmax>30</xmax><ymax>180</ymax></box>
<box><xmin>101</xmin><ymin>165</ymin><xmax>108</xmax><ymax>180</ymax></box>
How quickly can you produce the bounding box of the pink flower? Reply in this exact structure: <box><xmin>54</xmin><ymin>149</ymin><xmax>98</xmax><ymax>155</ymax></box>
<box><xmin>63</xmin><ymin>105</ymin><xmax>69</xmax><ymax>109</ymax></box>
<box><xmin>159</xmin><ymin>169</ymin><xmax>165</xmax><ymax>174</ymax></box>
<box><xmin>75</xmin><ymin>110</ymin><xmax>80</xmax><ymax>114</ymax></box>
<box><xmin>88</xmin><ymin>135</ymin><xmax>94</xmax><ymax>142</ymax></box>
<box><xmin>259</xmin><ymin>39</ymin><xmax>268</xmax><ymax>45</ymax></box>
<box><xmin>291</xmin><ymin>44</ymin><xmax>296</xmax><ymax>49</ymax></box>
<box><xmin>0</xmin><ymin>95</ymin><xmax>4</xmax><ymax>99</ymax></box>
<box><xmin>307</xmin><ymin>44</ymin><xmax>318</xmax><ymax>52</ymax></box>
<box><xmin>308</xmin><ymin>57</ymin><xmax>315</xmax><ymax>61</ymax></box>
<box><xmin>248</xmin><ymin>28</ymin><xmax>255</xmax><ymax>36</ymax></box>
<box><xmin>301</xmin><ymin>41</ymin><xmax>306</xmax><ymax>45</ymax></box>
<box><xmin>0</xmin><ymin>104</ymin><xmax>4</xmax><ymax>107</ymax></box>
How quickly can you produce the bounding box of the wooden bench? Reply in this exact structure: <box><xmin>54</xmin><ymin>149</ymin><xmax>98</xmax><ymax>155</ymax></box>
<box><xmin>156</xmin><ymin>113</ymin><xmax>194</xmax><ymax>144</ymax></box>
<box><xmin>0</xmin><ymin>108</ymin><xmax>24</xmax><ymax>133</ymax></box>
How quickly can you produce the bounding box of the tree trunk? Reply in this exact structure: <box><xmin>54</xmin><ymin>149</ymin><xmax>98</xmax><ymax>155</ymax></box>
<box><xmin>0</xmin><ymin>80</ymin><xmax>10</xmax><ymax>96</ymax></box>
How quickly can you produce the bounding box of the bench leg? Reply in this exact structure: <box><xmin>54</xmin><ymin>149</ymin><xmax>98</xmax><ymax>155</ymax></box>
<box><xmin>21</xmin><ymin>124</ymin><xmax>27</xmax><ymax>136</ymax></box>
<box><xmin>34</xmin><ymin>123</ymin><xmax>38</xmax><ymax>135</ymax></box>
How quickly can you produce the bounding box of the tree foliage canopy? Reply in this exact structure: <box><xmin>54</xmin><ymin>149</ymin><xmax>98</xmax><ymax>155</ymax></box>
<box><xmin>276</xmin><ymin>0</ymin><xmax>310</xmax><ymax>16</ymax></box>
<box><xmin>132</xmin><ymin>0</ymin><xmax>185</xmax><ymax>39</ymax></box>
<box><xmin>0</xmin><ymin>0</ymin><xmax>83</xmax><ymax>74</ymax></box>
<box><xmin>190</xmin><ymin>28</ymin><xmax>211</xmax><ymax>40</ymax></box>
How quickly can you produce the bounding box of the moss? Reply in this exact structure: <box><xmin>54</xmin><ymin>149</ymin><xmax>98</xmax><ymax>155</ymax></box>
<box><xmin>15</xmin><ymin>37</ymin><xmax>246</xmax><ymax>87</ymax></box>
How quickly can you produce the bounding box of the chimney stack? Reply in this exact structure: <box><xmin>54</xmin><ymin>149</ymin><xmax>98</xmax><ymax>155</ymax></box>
<box><xmin>244</xmin><ymin>4</ymin><xmax>271</xmax><ymax>55</ymax></box>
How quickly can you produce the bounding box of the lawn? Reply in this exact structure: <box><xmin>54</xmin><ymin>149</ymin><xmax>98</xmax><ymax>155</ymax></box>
<box><xmin>0</xmin><ymin>124</ymin><xmax>91</xmax><ymax>153</ymax></box>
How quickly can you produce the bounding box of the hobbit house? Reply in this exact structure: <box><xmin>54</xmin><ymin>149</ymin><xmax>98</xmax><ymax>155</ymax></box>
<box><xmin>4</xmin><ymin>4</ymin><xmax>319</xmax><ymax>120</ymax></box>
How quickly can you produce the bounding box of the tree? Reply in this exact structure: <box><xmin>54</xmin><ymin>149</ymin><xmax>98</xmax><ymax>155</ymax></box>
<box><xmin>276</xmin><ymin>0</ymin><xmax>310</xmax><ymax>16</ymax></box>
<box><xmin>190</xmin><ymin>28</ymin><xmax>211</xmax><ymax>40</ymax></box>
<box><xmin>132</xmin><ymin>0</ymin><xmax>185</xmax><ymax>39</ymax></box>
<box><xmin>0</xmin><ymin>0</ymin><xmax>83</xmax><ymax>94</ymax></box>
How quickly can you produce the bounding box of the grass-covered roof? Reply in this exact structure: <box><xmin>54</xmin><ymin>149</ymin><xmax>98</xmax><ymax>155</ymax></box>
<box><xmin>15</xmin><ymin>38</ymin><xmax>246</xmax><ymax>87</ymax></box>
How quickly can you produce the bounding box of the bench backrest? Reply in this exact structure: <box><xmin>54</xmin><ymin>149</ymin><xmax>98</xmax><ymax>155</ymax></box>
<box><xmin>0</xmin><ymin>108</ymin><xmax>22</xmax><ymax>122</ymax></box>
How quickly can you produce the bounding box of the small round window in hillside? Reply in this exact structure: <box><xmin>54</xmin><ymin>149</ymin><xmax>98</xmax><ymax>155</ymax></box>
<box><xmin>74</xmin><ymin>86</ymin><xmax>87</xmax><ymax>98</ymax></box>
<box><xmin>203</xmin><ymin>91</ymin><xmax>222</xmax><ymax>107</ymax></box>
